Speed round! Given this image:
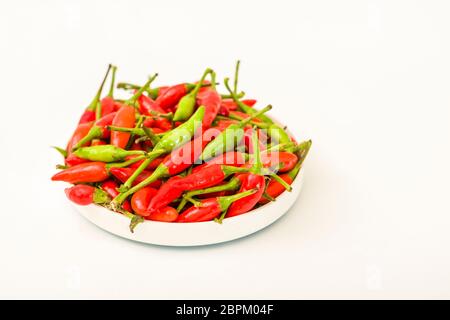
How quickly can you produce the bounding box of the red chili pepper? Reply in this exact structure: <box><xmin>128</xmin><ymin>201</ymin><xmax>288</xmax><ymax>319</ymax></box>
<box><xmin>147</xmin><ymin>206</ymin><xmax>179</xmax><ymax>222</ymax></box>
<box><xmin>138</xmin><ymin>94</ymin><xmax>166</xmax><ymax>115</ymax></box>
<box><xmin>110</xmin><ymin>105</ymin><xmax>136</xmax><ymax>149</ymax></box>
<box><xmin>153</xmin><ymin>117</ymin><xmax>172</xmax><ymax>131</ymax></box>
<box><xmin>125</xmin><ymin>155</ymin><xmax>164</xmax><ymax>170</ymax></box>
<box><xmin>260</xmin><ymin>152</ymin><xmax>298</xmax><ymax>173</ymax></box>
<box><xmin>109</xmin><ymin>167</ymin><xmax>162</xmax><ymax>188</ymax></box>
<box><xmin>65</xmin><ymin>184</ymin><xmax>109</xmax><ymax>206</ymax></box>
<box><xmin>214</xmin><ymin>119</ymin><xmax>239</xmax><ymax>131</ymax></box>
<box><xmin>230</xmin><ymin>110</ymin><xmax>263</xmax><ymax>124</ymax></box>
<box><xmin>242</xmin><ymin>128</ymin><xmax>267</xmax><ymax>153</ymax></box>
<box><xmin>101</xmin><ymin>180</ymin><xmax>132</xmax><ymax>212</ymax></box>
<box><xmin>66</xmin><ymin>122</ymin><xmax>93</xmax><ymax>154</ymax></box>
<box><xmin>51</xmin><ymin>162</ymin><xmax>109</xmax><ymax>184</ymax></box>
<box><xmin>220</xmin><ymin>99</ymin><xmax>256</xmax><ymax>112</ymax></box>
<box><xmin>91</xmin><ymin>139</ymin><xmax>106</xmax><ymax>146</ymax></box>
<box><xmin>192</xmin><ymin>151</ymin><xmax>246</xmax><ymax>173</ymax></box>
<box><xmin>70</xmin><ymin>112</ymin><xmax>117</xmax><ymax>151</ymax></box>
<box><xmin>176</xmin><ymin>189</ymin><xmax>256</xmax><ymax>223</ymax></box>
<box><xmin>226</xmin><ymin>173</ymin><xmax>265</xmax><ymax>217</ymax></box>
<box><xmin>131</xmin><ymin>187</ymin><xmax>158</xmax><ymax>216</ymax></box>
<box><xmin>100</xmin><ymin>96</ymin><xmax>116</xmax><ymax>117</ymax></box>
<box><xmin>198</xmin><ymin>89</ymin><xmax>221</xmax><ymax>129</ymax></box>
<box><xmin>154</xmin><ymin>83</ymin><xmax>190</xmax><ymax>111</ymax></box>
<box><xmin>65</xmin><ymin>153</ymin><xmax>89</xmax><ymax>167</ymax></box>
<box><xmin>144</xmin><ymin>176</ymin><xmax>185</xmax><ymax>215</ymax></box>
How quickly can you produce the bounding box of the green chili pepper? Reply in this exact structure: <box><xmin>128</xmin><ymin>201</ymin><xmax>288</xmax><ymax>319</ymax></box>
<box><xmin>200</xmin><ymin>105</ymin><xmax>272</xmax><ymax>161</ymax></box>
<box><xmin>173</xmin><ymin>68</ymin><xmax>213</xmax><ymax>122</ymax></box>
<box><xmin>267</xmin><ymin>124</ymin><xmax>294</xmax><ymax>152</ymax></box>
<box><xmin>73</xmin><ymin>145</ymin><xmax>145</xmax><ymax>162</ymax></box>
<box><xmin>112</xmin><ymin>106</ymin><xmax>206</xmax><ymax>203</ymax></box>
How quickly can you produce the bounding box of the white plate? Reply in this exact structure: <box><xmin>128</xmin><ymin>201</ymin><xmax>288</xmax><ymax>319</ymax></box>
<box><xmin>73</xmin><ymin>170</ymin><xmax>304</xmax><ymax>247</ymax></box>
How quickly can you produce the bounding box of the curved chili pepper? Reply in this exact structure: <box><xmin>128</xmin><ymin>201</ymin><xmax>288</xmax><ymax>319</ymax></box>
<box><xmin>72</xmin><ymin>112</ymin><xmax>117</xmax><ymax>150</ymax></box>
<box><xmin>177</xmin><ymin>189</ymin><xmax>256</xmax><ymax>223</ymax></box>
<box><xmin>65</xmin><ymin>184</ymin><xmax>110</xmax><ymax>206</ymax></box>
<box><xmin>66</xmin><ymin>122</ymin><xmax>93</xmax><ymax>154</ymax></box>
<box><xmin>112</xmin><ymin>106</ymin><xmax>205</xmax><ymax>201</ymax></box>
<box><xmin>101</xmin><ymin>180</ymin><xmax>132</xmax><ymax>212</ymax></box>
<box><xmin>109</xmin><ymin>167</ymin><xmax>162</xmax><ymax>188</ymax></box>
<box><xmin>73</xmin><ymin>145</ymin><xmax>144</xmax><ymax>162</ymax></box>
<box><xmin>200</xmin><ymin>105</ymin><xmax>272</xmax><ymax>160</ymax></box>
<box><xmin>79</xmin><ymin>65</ymin><xmax>111</xmax><ymax>123</ymax></box>
<box><xmin>131</xmin><ymin>187</ymin><xmax>158</xmax><ymax>216</ymax></box>
<box><xmin>51</xmin><ymin>162</ymin><xmax>109</xmax><ymax>184</ymax></box>
<box><xmin>147</xmin><ymin>206</ymin><xmax>179</xmax><ymax>222</ymax></box>
<box><xmin>110</xmin><ymin>105</ymin><xmax>135</xmax><ymax>149</ymax></box>
<box><xmin>154</xmin><ymin>82</ymin><xmax>211</xmax><ymax>111</ymax></box>
<box><xmin>197</xmin><ymin>71</ymin><xmax>221</xmax><ymax>129</ymax></box>
<box><xmin>138</xmin><ymin>94</ymin><xmax>166</xmax><ymax>115</ymax></box>
<box><xmin>99</xmin><ymin>65</ymin><xmax>117</xmax><ymax>117</ymax></box>
<box><xmin>173</xmin><ymin>68</ymin><xmax>212</xmax><ymax>121</ymax></box>
<box><xmin>147</xmin><ymin>164</ymin><xmax>248</xmax><ymax>213</ymax></box>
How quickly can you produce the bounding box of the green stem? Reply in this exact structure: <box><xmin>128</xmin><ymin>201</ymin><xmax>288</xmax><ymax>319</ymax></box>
<box><xmin>124</xmin><ymin>73</ymin><xmax>158</xmax><ymax>106</ymax></box>
<box><xmin>270</xmin><ymin>173</ymin><xmax>292</xmax><ymax>191</ymax></box>
<box><xmin>125</xmin><ymin>115</ymin><xmax>144</xmax><ymax>150</ymax></box>
<box><xmin>142</xmin><ymin>126</ymin><xmax>161</xmax><ymax>145</ymax></box>
<box><xmin>239</xmin><ymin>105</ymin><xmax>272</xmax><ymax>128</ymax></box>
<box><xmin>227</xmin><ymin>112</ymin><xmax>270</xmax><ymax>129</ymax></box>
<box><xmin>52</xmin><ymin>146</ymin><xmax>67</xmax><ymax>158</ymax></box>
<box><xmin>233</xmin><ymin>60</ymin><xmax>240</xmax><ymax>95</ymax></box>
<box><xmin>107</xmin><ymin>154</ymin><xmax>147</xmax><ymax>169</ymax></box>
<box><xmin>217</xmin><ymin>189</ymin><xmax>257</xmax><ymax>212</ymax></box>
<box><xmin>107</xmin><ymin>65</ymin><xmax>117</xmax><ymax>98</ymax></box>
<box><xmin>220</xmin><ymin>91</ymin><xmax>245</xmax><ymax>99</ymax></box>
<box><xmin>191</xmin><ymin>68</ymin><xmax>213</xmax><ymax>97</ymax></box>
<box><xmin>108</xmin><ymin>126</ymin><xmax>146</xmax><ymax>136</ymax></box>
<box><xmin>184</xmin><ymin>195</ymin><xmax>202</xmax><ymax>207</ymax></box>
<box><xmin>87</xmin><ymin>64</ymin><xmax>111</xmax><ymax>112</ymax></box>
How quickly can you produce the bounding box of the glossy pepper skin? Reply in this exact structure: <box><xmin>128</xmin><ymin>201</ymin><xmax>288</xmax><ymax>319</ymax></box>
<box><xmin>197</xmin><ymin>71</ymin><xmax>221</xmax><ymax>129</ymax></box>
<box><xmin>147</xmin><ymin>207</ymin><xmax>179</xmax><ymax>222</ymax></box>
<box><xmin>101</xmin><ymin>180</ymin><xmax>132</xmax><ymax>212</ymax></box>
<box><xmin>65</xmin><ymin>153</ymin><xmax>89</xmax><ymax>167</ymax></box>
<box><xmin>99</xmin><ymin>65</ymin><xmax>118</xmax><ymax>117</ymax></box>
<box><xmin>131</xmin><ymin>187</ymin><xmax>158</xmax><ymax>216</ymax></box>
<box><xmin>226</xmin><ymin>173</ymin><xmax>265</xmax><ymax>217</ymax></box>
<box><xmin>192</xmin><ymin>151</ymin><xmax>246</xmax><ymax>173</ymax></box>
<box><xmin>52</xmin><ymin>162</ymin><xmax>109</xmax><ymax>184</ymax></box>
<box><xmin>110</xmin><ymin>105</ymin><xmax>135</xmax><ymax>149</ymax></box>
<box><xmin>138</xmin><ymin>94</ymin><xmax>165</xmax><ymax>115</ymax></box>
<box><xmin>109</xmin><ymin>167</ymin><xmax>162</xmax><ymax>188</ymax></box>
<box><xmin>260</xmin><ymin>152</ymin><xmax>298</xmax><ymax>173</ymax></box>
<box><xmin>65</xmin><ymin>185</ymin><xmax>110</xmax><ymax>206</ymax></box>
<box><xmin>144</xmin><ymin>176</ymin><xmax>185</xmax><ymax>216</ymax></box>
<box><xmin>220</xmin><ymin>99</ymin><xmax>256</xmax><ymax>114</ymax></box>
<box><xmin>154</xmin><ymin>83</ymin><xmax>190</xmax><ymax>111</ymax></box>
<box><xmin>71</xmin><ymin>112</ymin><xmax>117</xmax><ymax>151</ymax></box>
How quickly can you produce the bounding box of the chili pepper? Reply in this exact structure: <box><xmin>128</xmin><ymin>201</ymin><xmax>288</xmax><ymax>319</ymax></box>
<box><xmin>110</xmin><ymin>76</ymin><xmax>156</xmax><ymax>149</ymax></box>
<box><xmin>125</xmin><ymin>155</ymin><xmax>164</xmax><ymax>170</ymax></box>
<box><xmin>154</xmin><ymin>82</ymin><xmax>211</xmax><ymax>111</ymax></box>
<box><xmin>177</xmin><ymin>189</ymin><xmax>256</xmax><ymax>223</ymax></box>
<box><xmin>131</xmin><ymin>187</ymin><xmax>158</xmax><ymax>216</ymax></box>
<box><xmin>65</xmin><ymin>153</ymin><xmax>89</xmax><ymax>167</ymax></box>
<box><xmin>52</xmin><ymin>146</ymin><xmax>67</xmax><ymax>158</ymax></box>
<box><xmin>101</xmin><ymin>180</ymin><xmax>132</xmax><ymax>212</ymax></box>
<box><xmin>227</xmin><ymin>130</ymin><xmax>266</xmax><ymax>217</ymax></box>
<box><xmin>79</xmin><ymin>65</ymin><xmax>111</xmax><ymax>123</ymax></box>
<box><xmin>173</xmin><ymin>68</ymin><xmax>212</xmax><ymax>121</ymax></box>
<box><xmin>176</xmin><ymin>176</ymin><xmax>242</xmax><ymax>212</ymax></box>
<box><xmin>267</xmin><ymin>124</ymin><xmax>294</xmax><ymax>152</ymax></box>
<box><xmin>260</xmin><ymin>152</ymin><xmax>298</xmax><ymax>173</ymax></box>
<box><xmin>138</xmin><ymin>94</ymin><xmax>166</xmax><ymax>114</ymax></box>
<box><xmin>153</xmin><ymin>117</ymin><xmax>172</xmax><ymax>131</ymax></box>
<box><xmin>200</xmin><ymin>105</ymin><xmax>272</xmax><ymax>160</ymax></box>
<box><xmin>65</xmin><ymin>184</ymin><xmax>110</xmax><ymax>206</ymax></box>
<box><xmin>147</xmin><ymin>206</ymin><xmax>179</xmax><ymax>222</ymax></box>
<box><xmin>109</xmin><ymin>167</ymin><xmax>162</xmax><ymax>188</ymax></box>
<box><xmin>66</xmin><ymin>122</ymin><xmax>93</xmax><ymax>154</ymax></box>
<box><xmin>147</xmin><ymin>164</ymin><xmax>248</xmax><ymax>213</ymax></box>
<box><xmin>51</xmin><ymin>162</ymin><xmax>109</xmax><ymax>184</ymax></box>
<box><xmin>242</xmin><ymin>128</ymin><xmax>267</xmax><ymax>153</ymax></box>
<box><xmin>99</xmin><ymin>65</ymin><xmax>117</xmax><ymax>117</ymax></box>
<box><xmin>71</xmin><ymin>112</ymin><xmax>117</xmax><ymax>150</ymax></box>
<box><xmin>73</xmin><ymin>145</ymin><xmax>145</xmax><ymax>162</ymax></box>
<box><xmin>214</xmin><ymin>119</ymin><xmax>239</xmax><ymax>131</ymax></box>
<box><xmin>192</xmin><ymin>151</ymin><xmax>246</xmax><ymax>174</ymax></box>
<box><xmin>113</xmin><ymin>106</ymin><xmax>205</xmax><ymax>198</ymax></box>
<box><xmin>197</xmin><ymin>71</ymin><xmax>221</xmax><ymax>129</ymax></box>
<box><xmin>117</xmin><ymin>82</ymin><xmax>169</xmax><ymax>100</ymax></box>
<box><xmin>259</xmin><ymin>140</ymin><xmax>311</xmax><ymax>204</ymax></box>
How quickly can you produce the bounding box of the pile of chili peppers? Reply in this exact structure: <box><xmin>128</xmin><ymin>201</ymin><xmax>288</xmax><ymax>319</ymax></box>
<box><xmin>51</xmin><ymin>62</ymin><xmax>311</xmax><ymax>232</ymax></box>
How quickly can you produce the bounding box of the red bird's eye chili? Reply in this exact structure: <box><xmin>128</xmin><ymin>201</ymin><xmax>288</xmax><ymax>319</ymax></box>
<box><xmin>65</xmin><ymin>184</ymin><xmax>110</xmax><ymax>206</ymax></box>
<box><xmin>260</xmin><ymin>152</ymin><xmax>298</xmax><ymax>173</ymax></box>
<box><xmin>66</xmin><ymin>122</ymin><xmax>93</xmax><ymax>154</ymax></box>
<box><xmin>147</xmin><ymin>206</ymin><xmax>179</xmax><ymax>222</ymax></box>
<box><xmin>192</xmin><ymin>151</ymin><xmax>247</xmax><ymax>173</ymax></box>
<box><xmin>154</xmin><ymin>82</ymin><xmax>211</xmax><ymax>111</ymax></box>
<box><xmin>79</xmin><ymin>65</ymin><xmax>112</xmax><ymax>123</ymax></box>
<box><xmin>65</xmin><ymin>153</ymin><xmax>89</xmax><ymax>167</ymax></box>
<box><xmin>138</xmin><ymin>93</ymin><xmax>166</xmax><ymax>115</ymax></box>
<box><xmin>131</xmin><ymin>187</ymin><xmax>158</xmax><ymax>216</ymax></box>
<box><xmin>220</xmin><ymin>98</ymin><xmax>257</xmax><ymax>113</ymax></box>
<box><xmin>196</xmin><ymin>71</ymin><xmax>222</xmax><ymax>129</ymax></box>
<box><xmin>176</xmin><ymin>189</ymin><xmax>256</xmax><ymax>223</ymax></box>
<box><xmin>51</xmin><ymin>162</ymin><xmax>109</xmax><ymax>184</ymax></box>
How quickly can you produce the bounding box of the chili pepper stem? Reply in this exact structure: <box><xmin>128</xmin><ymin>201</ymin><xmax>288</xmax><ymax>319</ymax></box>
<box><xmin>87</xmin><ymin>64</ymin><xmax>112</xmax><ymax>112</ymax></box>
<box><xmin>72</xmin><ymin>126</ymin><xmax>102</xmax><ymax>151</ymax></box>
<box><xmin>107</xmin><ymin>65</ymin><xmax>117</xmax><ymax>98</ymax></box>
<box><xmin>142</xmin><ymin>127</ymin><xmax>161</xmax><ymax>145</ymax></box>
<box><xmin>183</xmin><ymin>195</ymin><xmax>202</xmax><ymax>207</ymax></box>
<box><xmin>269</xmin><ymin>173</ymin><xmax>292</xmax><ymax>191</ymax></box>
<box><xmin>52</xmin><ymin>146</ymin><xmax>67</xmax><ymax>158</ymax></box>
<box><xmin>118</xmin><ymin>149</ymin><xmax>165</xmax><ymax>192</ymax></box>
<box><xmin>233</xmin><ymin>60</ymin><xmax>240</xmax><ymax>95</ymax></box>
<box><xmin>214</xmin><ymin>189</ymin><xmax>258</xmax><ymax>223</ymax></box>
<box><xmin>263</xmin><ymin>192</ymin><xmax>276</xmax><ymax>202</ymax></box>
<box><xmin>107</xmin><ymin>154</ymin><xmax>147</xmax><ymax>169</ymax></box>
<box><xmin>125</xmin><ymin>115</ymin><xmax>144</xmax><ymax>150</ymax></box>
<box><xmin>220</xmin><ymin>91</ymin><xmax>245</xmax><ymax>99</ymax></box>
<box><xmin>124</xmin><ymin>73</ymin><xmax>158</xmax><ymax>106</ymax></box>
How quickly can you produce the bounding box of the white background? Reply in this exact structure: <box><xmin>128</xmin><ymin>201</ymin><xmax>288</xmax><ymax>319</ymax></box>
<box><xmin>1</xmin><ymin>0</ymin><xmax>449</xmax><ymax>299</ymax></box>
